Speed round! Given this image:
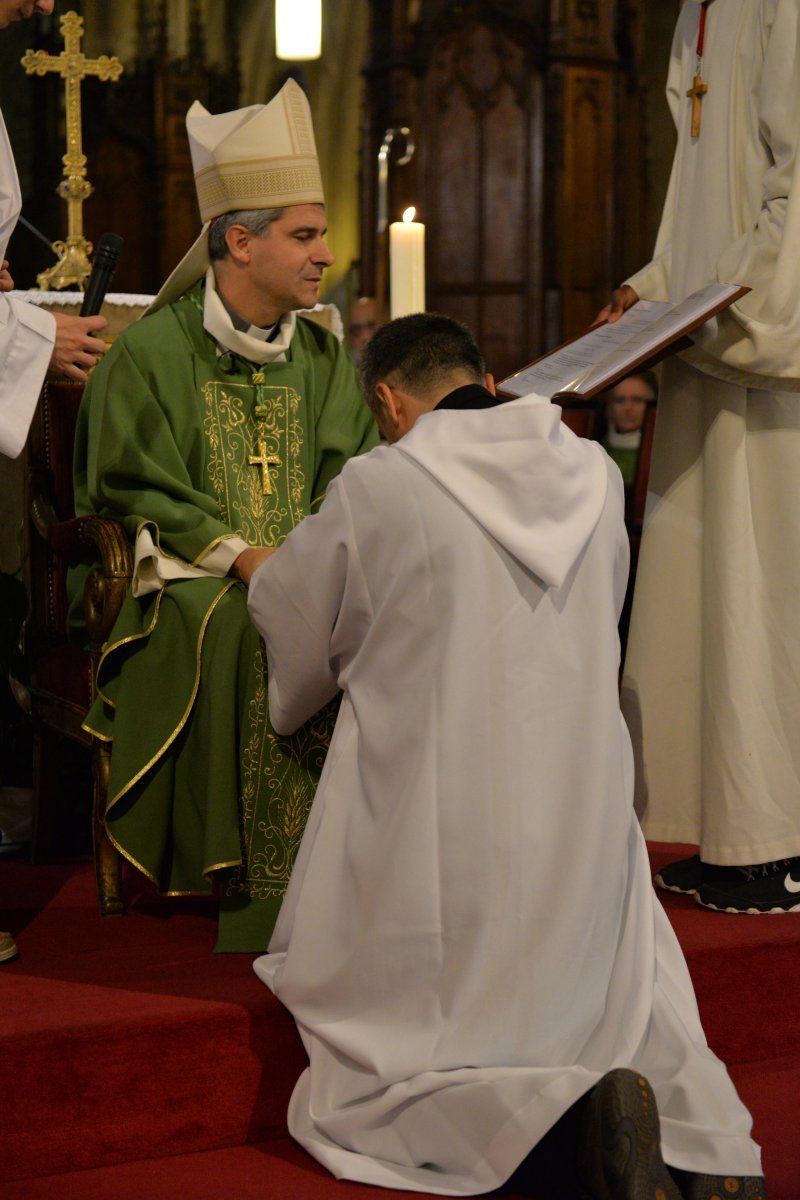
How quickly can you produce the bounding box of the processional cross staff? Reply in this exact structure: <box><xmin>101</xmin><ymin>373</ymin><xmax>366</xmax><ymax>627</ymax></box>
<box><xmin>21</xmin><ymin>10</ymin><xmax>123</xmax><ymax>290</ymax></box>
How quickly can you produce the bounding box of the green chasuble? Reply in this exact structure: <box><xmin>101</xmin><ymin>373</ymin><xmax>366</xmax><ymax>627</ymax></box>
<box><xmin>601</xmin><ymin>435</ymin><xmax>640</xmax><ymax>487</ymax></box>
<box><xmin>73</xmin><ymin>287</ymin><xmax>378</xmax><ymax>951</ymax></box>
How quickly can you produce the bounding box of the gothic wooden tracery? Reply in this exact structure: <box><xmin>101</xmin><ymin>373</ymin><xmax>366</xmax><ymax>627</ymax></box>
<box><xmin>361</xmin><ymin>0</ymin><xmax>649</xmax><ymax>380</ymax></box>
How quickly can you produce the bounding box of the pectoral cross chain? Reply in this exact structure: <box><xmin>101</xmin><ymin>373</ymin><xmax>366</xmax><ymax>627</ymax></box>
<box><xmin>249</xmin><ymin>439</ymin><xmax>281</xmax><ymax>495</ymax></box>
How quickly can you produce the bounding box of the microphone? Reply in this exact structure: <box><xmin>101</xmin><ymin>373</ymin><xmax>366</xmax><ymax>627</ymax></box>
<box><xmin>80</xmin><ymin>232</ymin><xmax>124</xmax><ymax>317</ymax></box>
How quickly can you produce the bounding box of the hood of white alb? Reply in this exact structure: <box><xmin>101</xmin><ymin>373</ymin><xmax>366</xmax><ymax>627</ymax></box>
<box><xmin>395</xmin><ymin>392</ymin><xmax>610</xmax><ymax>589</ymax></box>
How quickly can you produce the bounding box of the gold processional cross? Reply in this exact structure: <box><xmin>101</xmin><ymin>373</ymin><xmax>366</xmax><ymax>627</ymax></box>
<box><xmin>249</xmin><ymin>439</ymin><xmax>282</xmax><ymax>495</ymax></box>
<box><xmin>22</xmin><ymin>11</ymin><xmax>123</xmax><ymax>290</ymax></box>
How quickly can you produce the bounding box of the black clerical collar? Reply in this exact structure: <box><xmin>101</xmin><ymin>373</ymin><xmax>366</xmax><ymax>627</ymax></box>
<box><xmin>218</xmin><ymin>291</ymin><xmax>282</xmax><ymax>341</ymax></box>
<box><xmin>434</xmin><ymin>383</ymin><xmax>504</xmax><ymax>411</ymax></box>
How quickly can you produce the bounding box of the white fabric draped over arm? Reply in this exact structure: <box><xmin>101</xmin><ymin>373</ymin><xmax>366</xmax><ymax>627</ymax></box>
<box><xmin>131</xmin><ymin>523</ymin><xmax>249</xmax><ymax>597</ymax></box>
<box><xmin>0</xmin><ymin>109</ymin><xmax>55</xmax><ymax>459</ymax></box>
<box><xmin>0</xmin><ymin>293</ymin><xmax>55</xmax><ymax>457</ymax></box>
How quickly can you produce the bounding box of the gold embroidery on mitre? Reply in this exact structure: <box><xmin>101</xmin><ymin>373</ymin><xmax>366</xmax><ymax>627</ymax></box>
<box><xmin>202</xmin><ymin>379</ymin><xmax>306</xmax><ymax>545</ymax></box>
<box><xmin>195</xmin><ymin>157</ymin><xmax>323</xmax><ymax>220</ymax></box>
<box><xmin>285</xmin><ymin>83</ymin><xmax>316</xmax><ymax>155</ymax></box>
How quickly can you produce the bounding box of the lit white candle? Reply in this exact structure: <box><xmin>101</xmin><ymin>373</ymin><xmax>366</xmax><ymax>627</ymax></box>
<box><xmin>390</xmin><ymin>207</ymin><xmax>425</xmax><ymax>318</ymax></box>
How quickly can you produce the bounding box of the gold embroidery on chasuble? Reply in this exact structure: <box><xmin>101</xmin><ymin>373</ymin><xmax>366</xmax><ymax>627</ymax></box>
<box><xmin>225</xmin><ymin>646</ymin><xmax>339</xmax><ymax>902</ymax></box>
<box><xmin>202</xmin><ymin>379</ymin><xmax>306</xmax><ymax>546</ymax></box>
<box><xmin>201</xmin><ymin>375</ymin><xmax>336</xmax><ymax>907</ymax></box>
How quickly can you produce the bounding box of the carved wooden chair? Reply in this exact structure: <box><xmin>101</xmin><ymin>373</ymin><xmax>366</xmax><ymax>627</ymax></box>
<box><xmin>558</xmin><ymin>398</ymin><xmax>598</xmax><ymax>440</ymax></box>
<box><xmin>627</xmin><ymin>401</ymin><xmax>657</xmax><ymax>534</ymax></box>
<box><xmin>18</xmin><ymin>377</ymin><xmax>132</xmax><ymax>916</ymax></box>
<box><xmin>618</xmin><ymin>400</ymin><xmax>657</xmax><ymax>661</ymax></box>
<box><xmin>558</xmin><ymin>393</ymin><xmax>657</xmax><ymax>663</ymax></box>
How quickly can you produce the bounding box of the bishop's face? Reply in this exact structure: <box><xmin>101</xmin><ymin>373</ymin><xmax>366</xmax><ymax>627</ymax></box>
<box><xmin>245</xmin><ymin>204</ymin><xmax>335</xmax><ymax>324</ymax></box>
<box><xmin>0</xmin><ymin>0</ymin><xmax>54</xmax><ymax>29</ymax></box>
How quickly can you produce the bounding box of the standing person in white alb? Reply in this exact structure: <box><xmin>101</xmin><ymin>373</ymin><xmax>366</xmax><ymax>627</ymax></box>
<box><xmin>0</xmin><ymin>0</ymin><xmax>107</xmax><ymax>967</ymax></box>
<box><xmin>598</xmin><ymin>0</ymin><xmax>800</xmax><ymax>912</ymax></box>
<box><xmin>0</xmin><ymin>0</ymin><xmax>107</xmax><ymax>461</ymax></box>
<box><xmin>243</xmin><ymin>313</ymin><xmax>765</xmax><ymax>1200</ymax></box>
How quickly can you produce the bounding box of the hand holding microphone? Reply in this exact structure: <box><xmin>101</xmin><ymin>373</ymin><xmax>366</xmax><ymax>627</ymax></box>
<box><xmin>49</xmin><ymin>233</ymin><xmax>123</xmax><ymax>382</ymax></box>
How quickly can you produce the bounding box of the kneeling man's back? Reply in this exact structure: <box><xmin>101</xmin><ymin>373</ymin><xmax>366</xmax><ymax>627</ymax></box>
<box><xmin>246</xmin><ymin>314</ymin><xmax>762</xmax><ymax>1198</ymax></box>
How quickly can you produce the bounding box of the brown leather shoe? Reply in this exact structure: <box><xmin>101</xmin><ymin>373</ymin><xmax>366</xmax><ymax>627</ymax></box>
<box><xmin>578</xmin><ymin>1068</ymin><xmax>682</xmax><ymax>1199</ymax></box>
<box><xmin>671</xmin><ymin>1172</ymin><xmax>768</xmax><ymax>1200</ymax></box>
<box><xmin>0</xmin><ymin>931</ymin><xmax>18</xmax><ymax>963</ymax></box>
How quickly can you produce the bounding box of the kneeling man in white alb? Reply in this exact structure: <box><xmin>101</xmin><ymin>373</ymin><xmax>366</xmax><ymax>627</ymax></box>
<box><xmin>243</xmin><ymin>313</ymin><xmax>766</xmax><ymax>1200</ymax></box>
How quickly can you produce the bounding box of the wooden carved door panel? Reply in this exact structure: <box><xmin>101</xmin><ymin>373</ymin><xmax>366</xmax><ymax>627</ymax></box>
<box><xmin>418</xmin><ymin>18</ymin><xmax>545</xmax><ymax>381</ymax></box>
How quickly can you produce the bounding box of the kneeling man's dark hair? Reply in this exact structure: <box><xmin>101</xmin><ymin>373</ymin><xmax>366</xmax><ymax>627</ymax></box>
<box><xmin>360</xmin><ymin>313</ymin><xmax>485</xmax><ymax>413</ymax></box>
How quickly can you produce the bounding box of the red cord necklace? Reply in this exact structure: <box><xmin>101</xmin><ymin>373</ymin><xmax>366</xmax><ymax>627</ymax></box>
<box><xmin>686</xmin><ymin>1</ymin><xmax>710</xmax><ymax>138</ymax></box>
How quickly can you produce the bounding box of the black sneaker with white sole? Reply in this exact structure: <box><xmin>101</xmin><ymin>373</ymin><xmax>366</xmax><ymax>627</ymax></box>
<box><xmin>654</xmin><ymin>854</ymin><xmax>703</xmax><ymax>895</ymax></box>
<box><xmin>654</xmin><ymin>855</ymin><xmax>737</xmax><ymax>897</ymax></box>
<box><xmin>696</xmin><ymin>856</ymin><xmax>800</xmax><ymax>914</ymax></box>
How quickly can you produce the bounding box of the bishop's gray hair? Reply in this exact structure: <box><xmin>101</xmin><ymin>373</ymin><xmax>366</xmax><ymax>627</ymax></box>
<box><xmin>208</xmin><ymin>208</ymin><xmax>285</xmax><ymax>261</ymax></box>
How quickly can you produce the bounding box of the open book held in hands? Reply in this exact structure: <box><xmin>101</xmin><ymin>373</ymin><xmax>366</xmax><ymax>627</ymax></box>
<box><xmin>497</xmin><ymin>282</ymin><xmax>750</xmax><ymax>401</ymax></box>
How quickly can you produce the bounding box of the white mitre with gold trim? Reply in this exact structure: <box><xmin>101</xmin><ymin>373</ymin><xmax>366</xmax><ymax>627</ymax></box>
<box><xmin>146</xmin><ymin>78</ymin><xmax>324</xmax><ymax>315</ymax></box>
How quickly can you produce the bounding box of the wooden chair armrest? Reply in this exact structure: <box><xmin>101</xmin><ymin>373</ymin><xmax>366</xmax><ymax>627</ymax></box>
<box><xmin>30</xmin><ymin>501</ymin><xmax>133</xmax><ymax>647</ymax></box>
<box><xmin>75</xmin><ymin>515</ymin><xmax>133</xmax><ymax>648</ymax></box>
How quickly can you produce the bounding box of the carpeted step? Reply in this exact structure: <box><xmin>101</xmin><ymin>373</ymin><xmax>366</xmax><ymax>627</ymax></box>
<box><xmin>2</xmin><ymin>969</ymin><xmax>302</xmax><ymax>1181</ymax></box>
<box><xmin>2</xmin><ymin>856</ymin><xmax>797</xmax><ymax>1189</ymax></box>
<box><xmin>1</xmin><ymin>1136</ymin><xmax>532</xmax><ymax>1200</ymax></box>
<box><xmin>650</xmin><ymin>844</ymin><xmax>800</xmax><ymax>1065</ymax></box>
<box><xmin>4</xmin><ymin>1065</ymin><xmax>797</xmax><ymax>1200</ymax></box>
<box><xmin>2</xmin><ymin>862</ymin><xmax>303</xmax><ymax>1182</ymax></box>
<box><xmin>728</xmin><ymin>1055</ymin><xmax>800</xmax><ymax>1200</ymax></box>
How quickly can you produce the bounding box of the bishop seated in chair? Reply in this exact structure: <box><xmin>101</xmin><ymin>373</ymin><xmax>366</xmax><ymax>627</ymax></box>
<box><xmin>71</xmin><ymin>80</ymin><xmax>377</xmax><ymax>952</ymax></box>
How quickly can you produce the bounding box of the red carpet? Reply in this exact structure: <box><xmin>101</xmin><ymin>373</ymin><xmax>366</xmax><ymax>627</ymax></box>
<box><xmin>1</xmin><ymin>846</ymin><xmax>797</xmax><ymax>1198</ymax></box>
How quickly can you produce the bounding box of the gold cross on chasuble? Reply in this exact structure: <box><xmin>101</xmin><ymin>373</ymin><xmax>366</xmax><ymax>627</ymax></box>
<box><xmin>249</xmin><ymin>439</ymin><xmax>282</xmax><ymax>495</ymax></box>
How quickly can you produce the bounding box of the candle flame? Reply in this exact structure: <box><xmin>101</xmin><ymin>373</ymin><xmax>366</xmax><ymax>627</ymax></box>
<box><xmin>402</xmin><ymin>207</ymin><xmax>416</xmax><ymax>223</ymax></box>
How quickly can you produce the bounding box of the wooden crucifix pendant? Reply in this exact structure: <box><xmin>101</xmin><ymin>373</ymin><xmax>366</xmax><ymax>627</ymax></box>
<box><xmin>249</xmin><ymin>438</ymin><xmax>281</xmax><ymax>495</ymax></box>
<box><xmin>686</xmin><ymin>72</ymin><xmax>708</xmax><ymax>138</ymax></box>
